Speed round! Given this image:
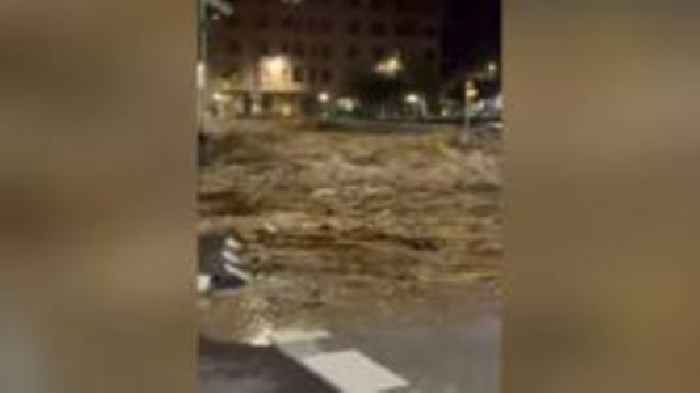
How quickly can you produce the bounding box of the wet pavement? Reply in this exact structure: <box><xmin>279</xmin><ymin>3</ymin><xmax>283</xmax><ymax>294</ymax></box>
<box><xmin>319</xmin><ymin>301</ymin><xmax>501</xmax><ymax>393</ymax></box>
<box><xmin>199</xmin><ymin>291</ymin><xmax>500</xmax><ymax>393</ymax></box>
<box><xmin>199</xmin><ymin>337</ymin><xmax>337</xmax><ymax>393</ymax></box>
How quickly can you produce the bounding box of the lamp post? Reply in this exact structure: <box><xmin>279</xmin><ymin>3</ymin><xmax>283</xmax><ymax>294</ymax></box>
<box><xmin>198</xmin><ymin>0</ymin><xmax>233</xmax><ymax>131</ymax></box>
<box><xmin>464</xmin><ymin>80</ymin><xmax>479</xmax><ymax>131</ymax></box>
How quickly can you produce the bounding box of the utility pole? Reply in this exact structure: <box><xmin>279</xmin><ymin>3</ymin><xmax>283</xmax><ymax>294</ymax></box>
<box><xmin>197</xmin><ymin>0</ymin><xmax>234</xmax><ymax>133</ymax></box>
<box><xmin>464</xmin><ymin>80</ymin><xmax>477</xmax><ymax>130</ymax></box>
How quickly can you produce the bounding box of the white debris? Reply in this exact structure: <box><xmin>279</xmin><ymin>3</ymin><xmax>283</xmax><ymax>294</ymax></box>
<box><xmin>197</xmin><ymin>274</ymin><xmax>212</xmax><ymax>294</ymax></box>
<box><xmin>262</xmin><ymin>222</ymin><xmax>279</xmax><ymax>235</ymax></box>
<box><xmin>311</xmin><ymin>187</ymin><xmax>338</xmax><ymax>199</ymax></box>
<box><xmin>225</xmin><ymin>235</ymin><xmax>243</xmax><ymax>251</ymax></box>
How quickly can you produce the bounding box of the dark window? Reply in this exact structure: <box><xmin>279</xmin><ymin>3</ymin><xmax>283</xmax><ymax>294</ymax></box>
<box><xmin>373</xmin><ymin>46</ymin><xmax>386</xmax><ymax>60</ymax></box>
<box><xmin>259</xmin><ymin>42</ymin><xmax>270</xmax><ymax>55</ymax></box>
<box><xmin>321</xmin><ymin>45</ymin><xmax>333</xmax><ymax>59</ymax></box>
<box><xmin>321</xmin><ymin>69</ymin><xmax>333</xmax><ymax>83</ymax></box>
<box><xmin>309</xmin><ymin>68</ymin><xmax>318</xmax><ymax>83</ymax></box>
<box><xmin>394</xmin><ymin>0</ymin><xmax>407</xmax><ymax>12</ymax></box>
<box><xmin>424</xmin><ymin>25</ymin><xmax>437</xmax><ymax>38</ymax></box>
<box><xmin>425</xmin><ymin>48</ymin><xmax>437</xmax><ymax>61</ymax></box>
<box><xmin>371</xmin><ymin>0</ymin><xmax>386</xmax><ymax>10</ymax></box>
<box><xmin>229</xmin><ymin>40</ymin><xmax>242</xmax><ymax>55</ymax></box>
<box><xmin>347</xmin><ymin>45</ymin><xmax>359</xmax><ymax>58</ymax></box>
<box><xmin>347</xmin><ymin>20</ymin><xmax>361</xmax><ymax>34</ymax></box>
<box><xmin>320</xmin><ymin>19</ymin><xmax>333</xmax><ymax>33</ymax></box>
<box><xmin>293</xmin><ymin>43</ymin><xmax>305</xmax><ymax>57</ymax></box>
<box><xmin>346</xmin><ymin>0</ymin><xmax>361</xmax><ymax>7</ymax></box>
<box><xmin>226</xmin><ymin>17</ymin><xmax>241</xmax><ymax>29</ymax></box>
<box><xmin>256</xmin><ymin>15</ymin><xmax>269</xmax><ymax>29</ymax></box>
<box><xmin>282</xmin><ymin>15</ymin><xmax>294</xmax><ymax>29</ymax></box>
<box><xmin>395</xmin><ymin>20</ymin><xmax>416</xmax><ymax>36</ymax></box>
<box><xmin>371</xmin><ymin>22</ymin><xmax>387</xmax><ymax>36</ymax></box>
<box><xmin>293</xmin><ymin>66</ymin><xmax>304</xmax><ymax>83</ymax></box>
<box><xmin>307</xmin><ymin>18</ymin><xmax>317</xmax><ymax>33</ymax></box>
<box><xmin>281</xmin><ymin>42</ymin><xmax>290</xmax><ymax>53</ymax></box>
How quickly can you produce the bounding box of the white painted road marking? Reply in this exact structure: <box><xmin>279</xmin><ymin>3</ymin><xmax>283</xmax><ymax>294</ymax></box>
<box><xmin>300</xmin><ymin>350</ymin><xmax>410</xmax><ymax>393</ymax></box>
<box><xmin>271</xmin><ymin>329</ymin><xmax>411</xmax><ymax>392</ymax></box>
<box><xmin>272</xmin><ymin>329</ymin><xmax>332</xmax><ymax>345</ymax></box>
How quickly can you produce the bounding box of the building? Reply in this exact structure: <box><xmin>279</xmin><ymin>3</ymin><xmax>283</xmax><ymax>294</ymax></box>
<box><xmin>206</xmin><ymin>0</ymin><xmax>443</xmax><ymax>117</ymax></box>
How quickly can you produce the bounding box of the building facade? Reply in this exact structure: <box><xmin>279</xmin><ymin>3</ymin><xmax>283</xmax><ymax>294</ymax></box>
<box><xmin>207</xmin><ymin>0</ymin><xmax>443</xmax><ymax>117</ymax></box>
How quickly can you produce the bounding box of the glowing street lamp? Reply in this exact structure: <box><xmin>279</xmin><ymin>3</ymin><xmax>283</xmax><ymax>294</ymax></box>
<box><xmin>212</xmin><ymin>92</ymin><xmax>227</xmax><ymax>102</ymax></box>
<box><xmin>405</xmin><ymin>93</ymin><xmax>420</xmax><ymax>104</ymax></box>
<box><xmin>464</xmin><ymin>80</ymin><xmax>479</xmax><ymax>132</ymax></box>
<box><xmin>487</xmin><ymin>61</ymin><xmax>498</xmax><ymax>74</ymax></box>
<box><xmin>466</xmin><ymin>81</ymin><xmax>479</xmax><ymax>100</ymax></box>
<box><xmin>318</xmin><ymin>92</ymin><xmax>330</xmax><ymax>104</ymax></box>
<box><xmin>375</xmin><ymin>55</ymin><xmax>403</xmax><ymax>77</ymax></box>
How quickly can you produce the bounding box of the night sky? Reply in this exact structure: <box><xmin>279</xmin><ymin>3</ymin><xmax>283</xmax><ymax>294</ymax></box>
<box><xmin>442</xmin><ymin>0</ymin><xmax>501</xmax><ymax>76</ymax></box>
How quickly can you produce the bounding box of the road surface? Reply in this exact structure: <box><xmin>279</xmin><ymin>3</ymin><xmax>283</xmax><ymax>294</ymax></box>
<box><xmin>199</xmin><ymin>294</ymin><xmax>500</xmax><ymax>393</ymax></box>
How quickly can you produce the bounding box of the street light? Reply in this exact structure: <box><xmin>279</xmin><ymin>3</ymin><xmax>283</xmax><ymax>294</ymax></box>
<box><xmin>198</xmin><ymin>0</ymin><xmax>234</xmax><ymax>132</ymax></box>
<box><xmin>212</xmin><ymin>92</ymin><xmax>227</xmax><ymax>102</ymax></box>
<box><xmin>487</xmin><ymin>61</ymin><xmax>498</xmax><ymax>75</ymax></box>
<box><xmin>375</xmin><ymin>55</ymin><xmax>403</xmax><ymax>77</ymax></box>
<box><xmin>464</xmin><ymin>80</ymin><xmax>479</xmax><ymax>133</ymax></box>
<box><xmin>405</xmin><ymin>93</ymin><xmax>420</xmax><ymax>104</ymax></box>
<box><xmin>466</xmin><ymin>81</ymin><xmax>479</xmax><ymax>99</ymax></box>
<box><xmin>318</xmin><ymin>92</ymin><xmax>330</xmax><ymax>104</ymax></box>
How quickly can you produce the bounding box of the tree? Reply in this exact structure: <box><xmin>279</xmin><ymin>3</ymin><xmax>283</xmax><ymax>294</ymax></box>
<box><xmin>344</xmin><ymin>56</ymin><xmax>442</xmax><ymax>119</ymax></box>
<box><xmin>401</xmin><ymin>58</ymin><xmax>441</xmax><ymax>117</ymax></box>
<box><xmin>345</xmin><ymin>69</ymin><xmax>405</xmax><ymax>118</ymax></box>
